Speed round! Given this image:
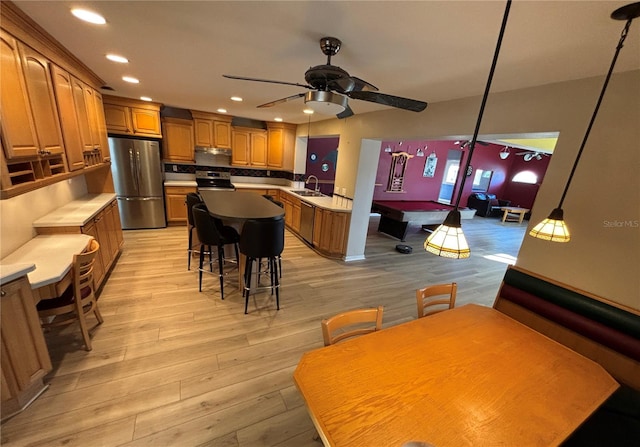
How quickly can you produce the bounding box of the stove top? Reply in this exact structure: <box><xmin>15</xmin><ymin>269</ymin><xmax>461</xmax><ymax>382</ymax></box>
<box><xmin>195</xmin><ymin>170</ymin><xmax>234</xmax><ymax>190</ymax></box>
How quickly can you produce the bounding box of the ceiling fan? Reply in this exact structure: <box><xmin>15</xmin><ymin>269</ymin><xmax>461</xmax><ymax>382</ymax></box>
<box><xmin>517</xmin><ymin>151</ymin><xmax>550</xmax><ymax>161</ymax></box>
<box><xmin>223</xmin><ymin>37</ymin><xmax>428</xmax><ymax>119</ymax></box>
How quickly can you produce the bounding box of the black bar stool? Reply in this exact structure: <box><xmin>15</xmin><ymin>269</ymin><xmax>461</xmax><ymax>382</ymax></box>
<box><xmin>185</xmin><ymin>192</ymin><xmax>203</xmax><ymax>270</ymax></box>
<box><xmin>262</xmin><ymin>195</ymin><xmax>284</xmax><ymax>277</ymax></box>
<box><xmin>192</xmin><ymin>203</ymin><xmax>240</xmax><ymax>299</ymax></box>
<box><xmin>240</xmin><ymin>217</ymin><xmax>285</xmax><ymax>314</ymax></box>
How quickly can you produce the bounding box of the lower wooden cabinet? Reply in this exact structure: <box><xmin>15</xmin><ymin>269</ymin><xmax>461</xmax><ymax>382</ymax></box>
<box><xmin>165</xmin><ymin>185</ymin><xmax>197</xmax><ymax>225</ymax></box>
<box><xmin>279</xmin><ymin>191</ymin><xmax>350</xmax><ymax>258</ymax></box>
<box><xmin>1</xmin><ymin>275</ymin><xmax>52</xmax><ymax>420</ymax></box>
<box><xmin>312</xmin><ymin>207</ymin><xmax>350</xmax><ymax>258</ymax></box>
<box><xmin>34</xmin><ymin>198</ymin><xmax>123</xmax><ymax>290</ymax></box>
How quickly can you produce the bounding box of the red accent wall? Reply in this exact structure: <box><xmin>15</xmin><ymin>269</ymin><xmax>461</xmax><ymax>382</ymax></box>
<box><xmin>373</xmin><ymin>140</ymin><xmax>550</xmax><ymax>210</ymax></box>
<box><xmin>305</xmin><ymin>137</ymin><xmax>340</xmax><ymax>195</ymax></box>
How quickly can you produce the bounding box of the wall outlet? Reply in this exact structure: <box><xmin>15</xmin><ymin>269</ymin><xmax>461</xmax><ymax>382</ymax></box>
<box><xmin>172</xmin><ymin>165</ymin><xmax>177</xmax><ymax>172</ymax></box>
<box><xmin>267</xmin><ymin>170</ymin><xmax>270</xmax><ymax>176</ymax></box>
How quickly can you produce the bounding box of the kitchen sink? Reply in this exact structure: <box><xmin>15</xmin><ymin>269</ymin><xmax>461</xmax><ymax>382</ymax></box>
<box><xmin>291</xmin><ymin>189</ymin><xmax>325</xmax><ymax>197</ymax></box>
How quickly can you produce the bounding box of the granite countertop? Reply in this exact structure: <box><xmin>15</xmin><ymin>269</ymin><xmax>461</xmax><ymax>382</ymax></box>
<box><xmin>0</xmin><ymin>263</ymin><xmax>36</xmax><ymax>285</ymax></box>
<box><xmin>32</xmin><ymin>193</ymin><xmax>116</xmax><ymax>227</ymax></box>
<box><xmin>234</xmin><ymin>183</ymin><xmax>352</xmax><ymax>212</ymax></box>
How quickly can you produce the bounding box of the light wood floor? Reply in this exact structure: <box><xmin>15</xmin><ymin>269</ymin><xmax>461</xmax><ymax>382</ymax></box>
<box><xmin>1</xmin><ymin>215</ymin><xmax>526</xmax><ymax>446</ymax></box>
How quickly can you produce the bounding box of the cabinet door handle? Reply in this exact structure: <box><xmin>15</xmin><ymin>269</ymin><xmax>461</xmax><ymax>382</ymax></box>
<box><xmin>1</xmin><ymin>290</ymin><xmax>6</xmax><ymax>297</ymax></box>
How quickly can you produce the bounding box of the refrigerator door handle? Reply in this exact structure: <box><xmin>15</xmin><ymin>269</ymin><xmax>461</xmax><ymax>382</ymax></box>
<box><xmin>136</xmin><ymin>150</ymin><xmax>142</xmax><ymax>191</ymax></box>
<box><xmin>118</xmin><ymin>197</ymin><xmax>158</xmax><ymax>201</ymax></box>
<box><xmin>129</xmin><ymin>148</ymin><xmax>139</xmax><ymax>193</ymax></box>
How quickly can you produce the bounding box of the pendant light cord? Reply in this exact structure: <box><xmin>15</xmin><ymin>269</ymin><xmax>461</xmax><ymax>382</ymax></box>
<box><xmin>453</xmin><ymin>0</ymin><xmax>512</xmax><ymax>211</ymax></box>
<box><xmin>556</xmin><ymin>18</ymin><xmax>633</xmax><ymax>208</ymax></box>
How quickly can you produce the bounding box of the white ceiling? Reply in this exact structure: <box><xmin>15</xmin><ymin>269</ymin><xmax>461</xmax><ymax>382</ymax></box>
<box><xmin>13</xmin><ymin>1</ymin><xmax>640</xmax><ymax>125</ymax></box>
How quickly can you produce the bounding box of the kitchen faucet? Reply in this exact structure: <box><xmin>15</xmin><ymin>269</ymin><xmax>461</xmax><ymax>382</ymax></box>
<box><xmin>306</xmin><ymin>175</ymin><xmax>320</xmax><ymax>192</ymax></box>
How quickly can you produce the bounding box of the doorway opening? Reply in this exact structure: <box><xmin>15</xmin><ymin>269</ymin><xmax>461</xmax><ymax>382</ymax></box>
<box><xmin>437</xmin><ymin>149</ymin><xmax>463</xmax><ymax>204</ymax></box>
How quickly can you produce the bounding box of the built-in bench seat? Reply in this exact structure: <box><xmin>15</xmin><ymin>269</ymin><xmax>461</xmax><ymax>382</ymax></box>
<box><xmin>494</xmin><ymin>266</ymin><xmax>640</xmax><ymax>446</ymax></box>
<box><xmin>494</xmin><ymin>265</ymin><xmax>640</xmax><ymax>389</ymax></box>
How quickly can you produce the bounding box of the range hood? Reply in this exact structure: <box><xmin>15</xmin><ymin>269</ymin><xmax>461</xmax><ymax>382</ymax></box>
<box><xmin>195</xmin><ymin>146</ymin><xmax>232</xmax><ymax>156</ymax></box>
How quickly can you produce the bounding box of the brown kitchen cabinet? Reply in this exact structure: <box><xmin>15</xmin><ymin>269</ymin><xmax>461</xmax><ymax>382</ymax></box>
<box><xmin>162</xmin><ymin>117</ymin><xmax>194</xmax><ymax>162</ymax></box>
<box><xmin>34</xmin><ymin>198</ymin><xmax>123</xmax><ymax>290</ymax></box>
<box><xmin>191</xmin><ymin>111</ymin><xmax>232</xmax><ymax>149</ymax></box>
<box><xmin>165</xmin><ymin>185</ymin><xmax>197</xmax><ymax>225</ymax></box>
<box><xmin>236</xmin><ymin>188</ymin><xmax>280</xmax><ymax>199</ymax></box>
<box><xmin>266</xmin><ymin>122</ymin><xmax>296</xmax><ymax>170</ymax></box>
<box><xmin>0</xmin><ymin>30</ymin><xmax>70</xmax><ymax>192</ymax></box>
<box><xmin>103</xmin><ymin>95</ymin><xmax>162</xmax><ymax>138</ymax></box>
<box><xmin>312</xmin><ymin>207</ymin><xmax>350</xmax><ymax>258</ymax></box>
<box><xmin>1</xmin><ymin>274</ymin><xmax>52</xmax><ymax>420</ymax></box>
<box><xmin>50</xmin><ymin>64</ymin><xmax>85</xmax><ymax>171</ymax></box>
<box><xmin>280</xmin><ymin>191</ymin><xmax>301</xmax><ymax>232</ymax></box>
<box><xmin>51</xmin><ymin>65</ymin><xmax>107</xmax><ymax>171</ymax></box>
<box><xmin>18</xmin><ymin>41</ymin><xmax>65</xmax><ymax>158</ymax></box>
<box><xmin>1</xmin><ymin>5</ymin><xmax>110</xmax><ymax>198</ymax></box>
<box><xmin>231</xmin><ymin>127</ymin><xmax>267</xmax><ymax>167</ymax></box>
<box><xmin>0</xmin><ymin>30</ymin><xmax>39</xmax><ymax>159</ymax></box>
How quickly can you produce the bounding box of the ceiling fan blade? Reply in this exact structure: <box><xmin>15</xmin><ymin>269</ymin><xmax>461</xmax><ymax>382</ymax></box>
<box><xmin>257</xmin><ymin>93</ymin><xmax>305</xmax><ymax>108</ymax></box>
<box><xmin>350</xmin><ymin>76</ymin><xmax>378</xmax><ymax>92</ymax></box>
<box><xmin>336</xmin><ymin>104</ymin><xmax>354</xmax><ymax>119</ymax></box>
<box><xmin>347</xmin><ymin>91</ymin><xmax>427</xmax><ymax>112</ymax></box>
<box><xmin>223</xmin><ymin>74</ymin><xmax>312</xmax><ymax>90</ymax></box>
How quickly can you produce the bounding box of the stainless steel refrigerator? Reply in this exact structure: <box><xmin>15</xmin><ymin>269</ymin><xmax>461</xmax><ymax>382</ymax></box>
<box><xmin>108</xmin><ymin>137</ymin><xmax>166</xmax><ymax>229</ymax></box>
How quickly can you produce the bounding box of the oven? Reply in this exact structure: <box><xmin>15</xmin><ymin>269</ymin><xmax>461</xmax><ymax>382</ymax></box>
<box><xmin>195</xmin><ymin>170</ymin><xmax>235</xmax><ymax>192</ymax></box>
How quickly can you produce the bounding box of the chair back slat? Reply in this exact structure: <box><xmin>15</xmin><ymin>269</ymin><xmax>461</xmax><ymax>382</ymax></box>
<box><xmin>416</xmin><ymin>283</ymin><xmax>457</xmax><ymax>318</ymax></box>
<box><xmin>321</xmin><ymin>306</ymin><xmax>384</xmax><ymax>346</ymax></box>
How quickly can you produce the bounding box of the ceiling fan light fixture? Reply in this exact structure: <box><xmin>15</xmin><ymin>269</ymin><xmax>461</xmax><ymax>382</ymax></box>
<box><xmin>304</xmin><ymin>91</ymin><xmax>347</xmax><ymax>115</ymax></box>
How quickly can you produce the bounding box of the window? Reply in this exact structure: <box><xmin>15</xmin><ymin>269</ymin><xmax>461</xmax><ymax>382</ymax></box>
<box><xmin>472</xmin><ymin>169</ymin><xmax>493</xmax><ymax>191</ymax></box>
<box><xmin>512</xmin><ymin>170</ymin><xmax>538</xmax><ymax>184</ymax></box>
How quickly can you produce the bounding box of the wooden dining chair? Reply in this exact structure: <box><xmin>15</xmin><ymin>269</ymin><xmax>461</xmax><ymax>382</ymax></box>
<box><xmin>36</xmin><ymin>239</ymin><xmax>103</xmax><ymax>351</ymax></box>
<box><xmin>416</xmin><ymin>282</ymin><xmax>457</xmax><ymax>318</ymax></box>
<box><xmin>321</xmin><ymin>306</ymin><xmax>384</xmax><ymax>346</ymax></box>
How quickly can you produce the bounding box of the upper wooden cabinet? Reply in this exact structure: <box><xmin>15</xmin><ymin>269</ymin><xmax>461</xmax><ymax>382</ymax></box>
<box><xmin>162</xmin><ymin>117</ymin><xmax>194</xmax><ymax>162</ymax></box>
<box><xmin>191</xmin><ymin>111</ymin><xmax>232</xmax><ymax>149</ymax></box>
<box><xmin>267</xmin><ymin>122</ymin><xmax>296</xmax><ymax>170</ymax></box>
<box><xmin>18</xmin><ymin>42</ymin><xmax>65</xmax><ymax>158</ymax></box>
<box><xmin>1</xmin><ymin>4</ymin><xmax>110</xmax><ymax>198</ymax></box>
<box><xmin>50</xmin><ymin>65</ymin><xmax>84</xmax><ymax>171</ymax></box>
<box><xmin>102</xmin><ymin>95</ymin><xmax>162</xmax><ymax>138</ymax></box>
<box><xmin>0</xmin><ymin>30</ymin><xmax>39</xmax><ymax>158</ymax></box>
<box><xmin>231</xmin><ymin>127</ymin><xmax>267</xmax><ymax>167</ymax></box>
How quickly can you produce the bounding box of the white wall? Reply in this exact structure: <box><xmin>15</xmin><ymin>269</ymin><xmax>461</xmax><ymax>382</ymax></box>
<box><xmin>297</xmin><ymin>70</ymin><xmax>640</xmax><ymax>309</ymax></box>
<box><xmin>0</xmin><ymin>176</ymin><xmax>88</xmax><ymax>258</ymax></box>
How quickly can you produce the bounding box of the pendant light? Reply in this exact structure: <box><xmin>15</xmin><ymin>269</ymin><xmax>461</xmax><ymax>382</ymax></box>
<box><xmin>425</xmin><ymin>0</ymin><xmax>512</xmax><ymax>259</ymax></box>
<box><xmin>529</xmin><ymin>2</ymin><xmax>640</xmax><ymax>243</ymax></box>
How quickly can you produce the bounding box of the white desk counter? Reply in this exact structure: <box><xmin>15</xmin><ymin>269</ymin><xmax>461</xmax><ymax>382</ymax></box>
<box><xmin>32</xmin><ymin>194</ymin><xmax>116</xmax><ymax>227</ymax></box>
<box><xmin>0</xmin><ymin>263</ymin><xmax>36</xmax><ymax>285</ymax></box>
<box><xmin>1</xmin><ymin>234</ymin><xmax>93</xmax><ymax>293</ymax></box>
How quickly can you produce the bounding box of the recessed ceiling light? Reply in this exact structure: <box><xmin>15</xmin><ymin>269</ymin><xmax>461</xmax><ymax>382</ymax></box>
<box><xmin>140</xmin><ymin>96</ymin><xmax>152</xmax><ymax>102</ymax></box>
<box><xmin>122</xmin><ymin>76</ymin><xmax>139</xmax><ymax>84</ymax></box>
<box><xmin>217</xmin><ymin>108</ymin><xmax>227</xmax><ymax>113</ymax></box>
<box><xmin>106</xmin><ymin>54</ymin><xmax>128</xmax><ymax>63</ymax></box>
<box><xmin>303</xmin><ymin>109</ymin><xmax>314</xmax><ymax>115</ymax></box>
<box><xmin>274</xmin><ymin>117</ymin><xmax>283</xmax><ymax>122</ymax></box>
<box><xmin>71</xmin><ymin>8</ymin><xmax>106</xmax><ymax>25</ymax></box>
<box><xmin>230</xmin><ymin>96</ymin><xmax>243</xmax><ymax>102</ymax></box>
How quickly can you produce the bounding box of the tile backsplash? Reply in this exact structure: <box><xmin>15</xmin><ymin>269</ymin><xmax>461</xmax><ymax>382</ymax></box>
<box><xmin>164</xmin><ymin>163</ymin><xmax>304</xmax><ymax>181</ymax></box>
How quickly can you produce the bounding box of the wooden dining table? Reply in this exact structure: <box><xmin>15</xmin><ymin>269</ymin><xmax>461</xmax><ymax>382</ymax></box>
<box><xmin>294</xmin><ymin>304</ymin><xmax>619</xmax><ymax>447</ymax></box>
